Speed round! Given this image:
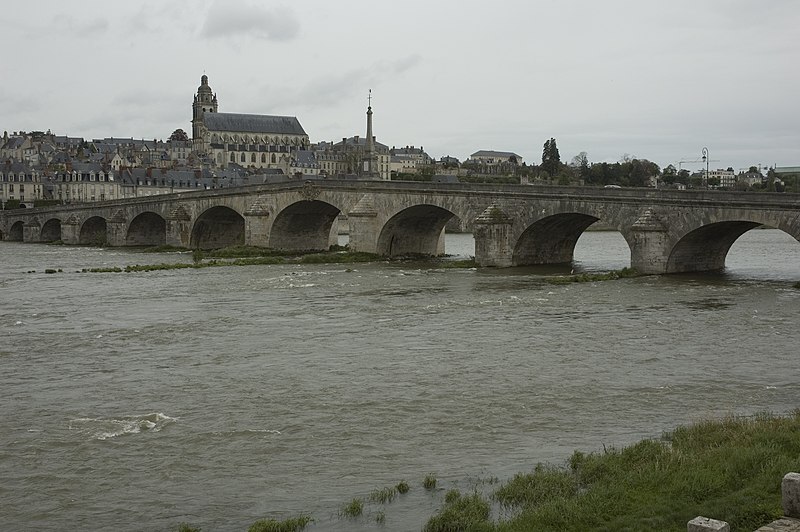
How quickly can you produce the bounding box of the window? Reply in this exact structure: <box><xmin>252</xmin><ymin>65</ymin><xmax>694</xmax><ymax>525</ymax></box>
<box><xmin>251</xmin><ymin>153</ymin><xmax>256</xmax><ymax>163</ymax></box>
<box><xmin>241</xmin><ymin>153</ymin><xmax>246</xmax><ymax>163</ymax></box>
<box><xmin>271</xmin><ymin>154</ymin><xmax>276</xmax><ymax>163</ymax></box>
<box><xmin>230</xmin><ymin>152</ymin><xmax>236</xmax><ymax>162</ymax></box>
<box><xmin>261</xmin><ymin>153</ymin><xmax>266</xmax><ymax>163</ymax></box>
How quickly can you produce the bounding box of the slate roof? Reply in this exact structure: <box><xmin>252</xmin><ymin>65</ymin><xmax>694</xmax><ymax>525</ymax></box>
<box><xmin>471</xmin><ymin>150</ymin><xmax>522</xmax><ymax>159</ymax></box>
<box><xmin>204</xmin><ymin>113</ymin><xmax>307</xmax><ymax>136</ymax></box>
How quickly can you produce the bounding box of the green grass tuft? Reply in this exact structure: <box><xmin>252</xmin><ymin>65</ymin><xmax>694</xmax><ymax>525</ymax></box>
<box><xmin>175</xmin><ymin>523</ymin><xmax>201</xmax><ymax>532</ymax></box>
<box><xmin>247</xmin><ymin>515</ymin><xmax>312</xmax><ymax>532</ymax></box>
<box><xmin>423</xmin><ymin>473</ymin><xmax>437</xmax><ymax>491</ymax></box>
<box><xmin>396</xmin><ymin>480</ymin><xmax>410</xmax><ymax>494</ymax></box>
<box><xmin>423</xmin><ymin>491</ymin><xmax>492</xmax><ymax>532</ymax></box>
<box><xmin>369</xmin><ymin>486</ymin><xmax>397</xmax><ymax>504</ymax></box>
<box><xmin>339</xmin><ymin>498</ymin><xmax>364</xmax><ymax>518</ymax></box>
<box><xmin>546</xmin><ymin>267</ymin><xmax>639</xmax><ymax>285</ymax></box>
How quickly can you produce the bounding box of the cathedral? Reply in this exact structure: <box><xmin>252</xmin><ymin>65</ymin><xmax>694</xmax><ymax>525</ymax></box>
<box><xmin>191</xmin><ymin>75</ymin><xmax>310</xmax><ymax>170</ymax></box>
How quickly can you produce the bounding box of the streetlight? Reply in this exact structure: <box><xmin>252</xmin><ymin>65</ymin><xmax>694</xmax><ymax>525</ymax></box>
<box><xmin>701</xmin><ymin>147</ymin><xmax>709</xmax><ymax>186</ymax></box>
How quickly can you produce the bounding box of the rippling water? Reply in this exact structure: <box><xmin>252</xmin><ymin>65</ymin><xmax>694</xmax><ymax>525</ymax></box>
<box><xmin>1</xmin><ymin>230</ymin><xmax>799</xmax><ymax>531</ymax></box>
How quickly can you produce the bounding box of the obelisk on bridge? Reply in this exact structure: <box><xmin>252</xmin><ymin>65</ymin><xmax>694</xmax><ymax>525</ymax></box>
<box><xmin>364</xmin><ymin>89</ymin><xmax>378</xmax><ymax>178</ymax></box>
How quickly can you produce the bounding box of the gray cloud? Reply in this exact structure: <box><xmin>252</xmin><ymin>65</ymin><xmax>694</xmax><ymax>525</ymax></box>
<box><xmin>200</xmin><ymin>1</ymin><xmax>299</xmax><ymax>41</ymax></box>
<box><xmin>53</xmin><ymin>15</ymin><xmax>109</xmax><ymax>36</ymax></box>
<box><xmin>250</xmin><ymin>55</ymin><xmax>424</xmax><ymax>113</ymax></box>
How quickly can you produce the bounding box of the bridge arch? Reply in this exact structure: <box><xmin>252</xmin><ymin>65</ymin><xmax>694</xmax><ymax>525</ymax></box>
<box><xmin>377</xmin><ymin>204</ymin><xmax>455</xmax><ymax>256</ymax></box>
<box><xmin>269</xmin><ymin>200</ymin><xmax>341</xmax><ymax>252</ymax></box>
<box><xmin>666</xmin><ymin>221</ymin><xmax>774</xmax><ymax>273</ymax></box>
<box><xmin>80</xmin><ymin>216</ymin><xmax>108</xmax><ymax>245</ymax></box>
<box><xmin>8</xmin><ymin>221</ymin><xmax>24</xmax><ymax>241</ymax></box>
<box><xmin>191</xmin><ymin>206</ymin><xmax>245</xmax><ymax>249</ymax></box>
<box><xmin>126</xmin><ymin>211</ymin><xmax>166</xmax><ymax>246</ymax></box>
<box><xmin>41</xmin><ymin>218</ymin><xmax>62</xmax><ymax>242</ymax></box>
<box><xmin>513</xmin><ymin>213</ymin><xmax>606</xmax><ymax>266</ymax></box>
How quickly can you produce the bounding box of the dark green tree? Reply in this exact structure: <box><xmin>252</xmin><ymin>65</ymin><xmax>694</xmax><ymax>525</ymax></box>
<box><xmin>541</xmin><ymin>138</ymin><xmax>561</xmax><ymax>177</ymax></box>
<box><xmin>169</xmin><ymin>129</ymin><xmax>189</xmax><ymax>142</ymax></box>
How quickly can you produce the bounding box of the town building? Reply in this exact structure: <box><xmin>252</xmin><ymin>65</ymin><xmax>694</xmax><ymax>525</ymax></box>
<box><xmin>190</xmin><ymin>75</ymin><xmax>310</xmax><ymax>170</ymax></box>
<box><xmin>0</xmin><ymin>161</ymin><xmax>44</xmax><ymax>207</ymax></box>
<box><xmin>389</xmin><ymin>145</ymin><xmax>431</xmax><ymax>175</ymax></box>
<box><xmin>706</xmin><ymin>169</ymin><xmax>736</xmax><ymax>189</ymax></box>
<box><xmin>465</xmin><ymin>150</ymin><xmax>523</xmax><ymax>175</ymax></box>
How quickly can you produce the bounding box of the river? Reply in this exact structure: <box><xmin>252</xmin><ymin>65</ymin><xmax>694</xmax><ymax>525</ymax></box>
<box><xmin>1</xmin><ymin>230</ymin><xmax>799</xmax><ymax>531</ymax></box>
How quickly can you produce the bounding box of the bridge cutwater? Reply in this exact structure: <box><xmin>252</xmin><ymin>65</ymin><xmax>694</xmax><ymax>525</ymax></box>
<box><xmin>1</xmin><ymin>180</ymin><xmax>799</xmax><ymax>275</ymax></box>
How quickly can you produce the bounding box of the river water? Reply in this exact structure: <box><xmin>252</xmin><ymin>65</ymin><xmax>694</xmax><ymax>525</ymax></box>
<box><xmin>1</xmin><ymin>230</ymin><xmax>799</xmax><ymax>531</ymax></box>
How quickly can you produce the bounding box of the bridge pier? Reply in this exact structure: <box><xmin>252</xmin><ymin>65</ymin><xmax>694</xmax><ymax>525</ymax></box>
<box><xmin>244</xmin><ymin>213</ymin><xmax>270</xmax><ymax>248</ymax></box>
<box><xmin>347</xmin><ymin>195</ymin><xmax>379</xmax><ymax>254</ymax></box>
<box><xmin>628</xmin><ymin>209</ymin><xmax>670</xmax><ymax>275</ymax></box>
<box><xmin>473</xmin><ymin>204</ymin><xmax>514</xmax><ymax>267</ymax></box>
<box><xmin>61</xmin><ymin>216</ymin><xmax>80</xmax><ymax>245</ymax></box>
<box><xmin>165</xmin><ymin>207</ymin><xmax>192</xmax><ymax>248</ymax></box>
<box><xmin>107</xmin><ymin>220</ymin><xmax>127</xmax><ymax>246</ymax></box>
<box><xmin>23</xmin><ymin>218</ymin><xmax>42</xmax><ymax>243</ymax></box>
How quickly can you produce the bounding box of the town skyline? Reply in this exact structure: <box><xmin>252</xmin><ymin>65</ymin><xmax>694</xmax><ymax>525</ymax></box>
<box><xmin>2</xmin><ymin>0</ymin><xmax>798</xmax><ymax>172</ymax></box>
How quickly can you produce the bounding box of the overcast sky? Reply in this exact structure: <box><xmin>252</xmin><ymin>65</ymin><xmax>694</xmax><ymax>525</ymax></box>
<box><xmin>2</xmin><ymin>0</ymin><xmax>798</xmax><ymax>172</ymax></box>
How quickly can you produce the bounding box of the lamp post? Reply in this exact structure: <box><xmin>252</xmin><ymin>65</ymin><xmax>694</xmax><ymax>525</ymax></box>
<box><xmin>701</xmin><ymin>147</ymin><xmax>709</xmax><ymax>187</ymax></box>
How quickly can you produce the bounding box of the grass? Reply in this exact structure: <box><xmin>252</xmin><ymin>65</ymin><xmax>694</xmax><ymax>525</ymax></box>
<box><xmin>369</xmin><ymin>486</ymin><xmax>397</xmax><ymax>504</ymax></box>
<box><xmin>423</xmin><ymin>490</ymin><xmax>492</xmax><ymax>532</ymax></box>
<box><xmin>174</xmin><ymin>524</ymin><xmax>201</xmax><ymax>532</ymax></box>
<box><xmin>396</xmin><ymin>480</ymin><xmax>410</xmax><ymax>494</ymax></box>
<box><xmin>136</xmin><ymin>245</ymin><xmax>190</xmax><ymax>253</ymax></box>
<box><xmin>339</xmin><ymin>498</ymin><xmax>364</xmax><ymax>518</ymax></box>
<box><xmin>545</xmin><ymin>267</ymin><xmax>639</xmax><ymax>285</ymax></box>
<box><xmin>247</xmin><ymin>515</ymin><xmax>312</xmax><ymax>532</ymax></box>
<box><xmin>485</xmin><ymin>412</ymin><xmax>800</xmax><ymax>531</ymax></box>
<box><xmin>423</xmin><ymin>473</ymin><xmax>438</xmax><ymax>491</ymax></box>
<box><xmin>436</xmin><ymin>258</ymin><xmax>477</xmax><ymax>269</ymax></box>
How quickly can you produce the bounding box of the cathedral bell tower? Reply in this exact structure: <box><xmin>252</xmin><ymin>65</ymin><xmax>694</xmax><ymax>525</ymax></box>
<box><xmin>191</xmin><ymin>74</ymin><xmax>218</xmax><ymax>151</ymax></box>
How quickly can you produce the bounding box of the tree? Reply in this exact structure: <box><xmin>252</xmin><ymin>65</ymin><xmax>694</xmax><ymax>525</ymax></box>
<box><xmin>541</xmin><ymin>138</ymin><xmax>561</xmax><ymax>177</ymax></box>
<box><xmin>570</xmin><ymin>151</ymin><xmax>590</xmax><ymax>179</ymax></box>
<box><xmin>169</xmin><ymin>129</ymin><xmax>189</xmax><ymax>142</ymax></box>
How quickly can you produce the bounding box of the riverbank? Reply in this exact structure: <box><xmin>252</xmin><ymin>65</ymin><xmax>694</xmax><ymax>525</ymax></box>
<box><xmin>171</xmin><ymin>413</ymin><xmax>800</xmax><ymax>531</ymax></box>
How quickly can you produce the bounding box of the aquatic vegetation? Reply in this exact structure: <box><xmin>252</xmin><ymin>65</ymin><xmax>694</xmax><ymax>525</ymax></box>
<box><xmin>423</xmin><ymin>491</ymin><xmax>492</xmax><ymax>532</ymax></box>
<box><xmin>136</xmin><ymin>245</ymin><xmax>190</xmax><ymax>253</ymax></box>
<box><xmin>339</xmin><ymin>498</ymin><xmax>363</xmax><ymax>518</ymax></box>
<box><xmin>423</xmin><ymin>473</ymin><xmax>437</xmax><ymax>491</ymax></box>
<box><xmin>369</xmin><ymin>486</ymin><xmax>397</xmax><ymax>504</ymax></box>
<box><xmin>436</xmin><ymin>258</ymin><xmax>477</xmax><ymax>269</ymax></box>
<box><xmin>546</xmin><ymin>267</ymin><xmax>639</xmax><ymax>284</ymax></box>
<box><xmin>247</xmin><ymin>515</ymin><xmax>312</xmax><ymax>532</ymax></box>
<box><xmin>174</xmin><ymin>523</ymin><xmax>201</xmax><ymax>532</ymax></box>
<box><xmin>375</xmin><ymin>510</ymin><xmax>385</xmax><ymax>524</ymax></box>
<box><xmin>396</xmin><ymin>480</ymin><xmax>410</xmax><ymax>494</ymax></box>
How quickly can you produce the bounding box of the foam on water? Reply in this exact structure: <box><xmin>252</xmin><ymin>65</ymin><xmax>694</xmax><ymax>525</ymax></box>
<box><xmin>69</xmin><ymin>413</ymin><xmax>177</xmax><ymax>440</ymax></box>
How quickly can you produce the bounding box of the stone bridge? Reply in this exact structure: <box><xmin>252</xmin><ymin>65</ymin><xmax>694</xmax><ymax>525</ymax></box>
<box><xmin>1</xmin><ymin>180</ymin><xmax>799</xmax><ymax>274</ymax></box>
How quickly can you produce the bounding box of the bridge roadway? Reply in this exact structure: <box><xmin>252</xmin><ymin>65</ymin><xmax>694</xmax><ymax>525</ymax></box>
<box><xmin>1</xmin><ymin>180</ymin><xmax>799</xmax><ymax>274</ymax></box>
